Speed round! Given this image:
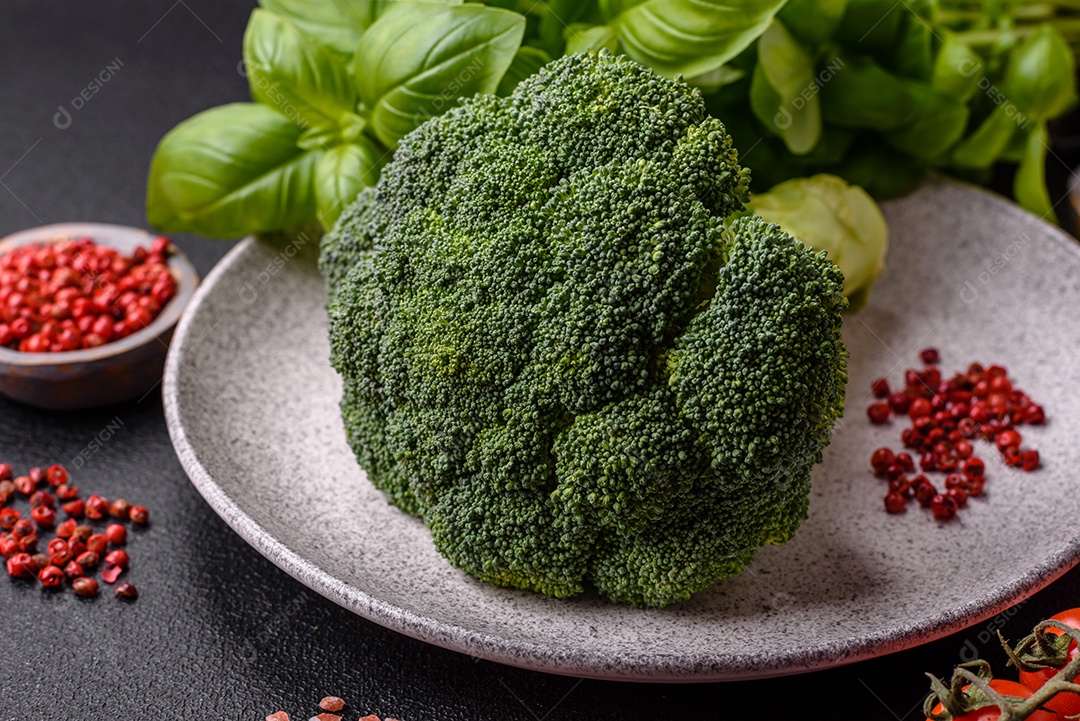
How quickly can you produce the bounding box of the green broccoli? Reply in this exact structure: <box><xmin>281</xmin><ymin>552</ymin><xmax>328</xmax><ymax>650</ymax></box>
<box><xmin>320</xmin><ymin>51</ymin><xmax>848</xmax><ymax>607</ymax></box>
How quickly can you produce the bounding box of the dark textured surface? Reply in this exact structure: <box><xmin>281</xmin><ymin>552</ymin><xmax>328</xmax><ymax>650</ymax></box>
<box><xmin>1</xmin><ymin>2</ymin><xmax>1080</xmax><ymax>719</ymax></box>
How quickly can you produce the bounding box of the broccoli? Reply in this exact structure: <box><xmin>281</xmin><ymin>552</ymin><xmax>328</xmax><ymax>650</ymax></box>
<box><xmin>320</xmin><ymin>51</ymin><xmax>848</xmax><ymax>607</ymax></box>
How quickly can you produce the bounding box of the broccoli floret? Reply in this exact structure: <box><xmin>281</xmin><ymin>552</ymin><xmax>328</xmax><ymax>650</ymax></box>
<box><xmin>321</xmin><ymin>51</ymin><xmax>848</xmax><ymax>607</ymax></box>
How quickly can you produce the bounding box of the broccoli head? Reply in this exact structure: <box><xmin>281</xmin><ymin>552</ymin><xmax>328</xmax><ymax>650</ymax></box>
<box><xmin>320</xmin><ymin>51</ymin><xmax>848</xmax><ymax>607</ymax></box>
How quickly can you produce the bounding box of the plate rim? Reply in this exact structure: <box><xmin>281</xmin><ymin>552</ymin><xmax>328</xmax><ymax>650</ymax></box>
<box><xmin>163</xmin><ymin>177</ymin><xmax>1080</xmax><ymax>682</ymax></box>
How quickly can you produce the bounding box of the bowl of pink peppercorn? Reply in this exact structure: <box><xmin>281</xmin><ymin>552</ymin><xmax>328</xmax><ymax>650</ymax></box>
<box><xmin>0</xmin><ymin>222</ymin><xmax>198</xmax><ymax>410</ymax></box>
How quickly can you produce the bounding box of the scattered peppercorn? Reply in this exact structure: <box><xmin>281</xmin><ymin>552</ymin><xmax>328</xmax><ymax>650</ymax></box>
<box><xmin>0</xmin><ymin>463</ymin><xmax>150</xmax><ymax>600</ymax></box>
<box><xmin>0</xmin><ymin>236</ymin><xmax>177</xmax><ymax>352</ymax></box>
<box><xmin>71</xmin><ymin>577</ymin><xmax>99</xmax><ymax>597</ymax></box>
<box><xmin>867</xmin><ymin>351</ymin><xmax>1046</xmax><ymax>522</ymax></box>
<box><xmin>114</xmin><ymin>582</ymin><xmax>138</xmax><ymax>600</ymax></box>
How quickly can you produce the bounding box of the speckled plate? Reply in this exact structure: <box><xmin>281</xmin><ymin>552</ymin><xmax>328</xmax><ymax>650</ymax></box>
<box><xmin>163</xmin><ymin>177</ymin><xmax>1080</xmax><ymax>681</ymax></box>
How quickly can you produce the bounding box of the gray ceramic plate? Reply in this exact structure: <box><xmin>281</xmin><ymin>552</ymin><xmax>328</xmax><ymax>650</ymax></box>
<box><xmin>163</xmin><ymin>178</ymin><xmax>1080</xmax><ymax>681</ymax></box>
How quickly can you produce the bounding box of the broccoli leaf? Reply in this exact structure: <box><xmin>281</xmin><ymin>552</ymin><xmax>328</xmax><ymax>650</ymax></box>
<box><xmin>599</xmin><ymin>0</ymin><xmax>788</xmax><ymax>78</ymax></box>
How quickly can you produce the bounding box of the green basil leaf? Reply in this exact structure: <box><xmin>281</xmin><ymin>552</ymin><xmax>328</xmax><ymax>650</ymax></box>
<box><xmin>1002</xmin><ymin>25</ymin><xmax>1077</xmax><ymax>123</ymax></box>
<box><xmin>821</xmin><ymin>54</ymin><xmax>916</xmax><ymax>130</ymax></box>
<box><xmin>835</xmin><ymin>0</ymin><xmax>902</xmax><ymax>51</ymax></box>
<box><xmin>539</xmin><ymin>0</ymin><xmax>603</xmax><ymax>54</ymax></box>
<box><xmin>889</xmin><ymin>11</ymin><xmax>933</xmax><ymax>81</ymax></box>
<box><xmin>1014</xmin><ymin>121</ymin><xmax>1054</xmax><ymax>219</ymax></box>
<box><xmin>598</xmin><ymin>0</ymin><xmax>787</xmax><ymax>78</ymax></box>
<box><xmin>147</xmin><ymin>103</ymin><xmax>320</xmax><ymax>238</ymax></box>
<box><xmin>258</xmin><ymin>0</ymin><xmax>363</xmax><ymax>56</ymax></box>
<box><xmin>687</xmin><ymin>65</ymin><xmax>745</xmax><ymax>94</ymax></box>
<box><xmin>315</xmin><ymin>138</ymin><xmax>386</xmax><ymax>229</ymax></box>
<box><xmin>750</xmin><ymin>21</ymin><xmax>821</xmax><ymax>155</ymax></box>
<box><xmin>244</xmin><ymin>9</ymin><xmax>359</xmax><ymax>146</ymax></box>
<box><xmin>564</xmin><ymin>25</ymin><xmax>619</xmax><ymax>55</ymax></box>
<box><xmin>778</xmin><ymin>0</ymin><xmax>846</xmax><ymax>46</ymax></box>
<box><xmin>883</xmin><ymin>92</ymin><xmax>968</xmax><ymax>161</ymax></box>
<box><xmin>950</xmin><ymin>104</ymin><xmax>1021</xmax><ymax>169</ymax></box>
<box><xmin>931</xmin><ymin>34</ymin><xmax>983</xmax><ymax>102</ymax></box>
<box><xmin>497</xmin><ymin>46</ymin><xmax>553</xmax><ymax>95</ymax></box>
<box><xmin>354</xmin><ymin>2</ymin><xmax>526</xmax><ymax>148</ymax></box>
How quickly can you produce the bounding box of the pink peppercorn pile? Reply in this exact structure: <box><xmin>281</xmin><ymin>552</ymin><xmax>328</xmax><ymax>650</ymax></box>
<box><xmin>0</xmin><ymin>235</ymin><xmax>177</xmax><ymax>352</ymax></box>
<box><xmin>866</xmin><ymin>350</ymin><xmax>1045</xmax><ymax>521</ymax></box>
<box><xmin>1</xmin><ymin>462</ymin><xmax>148</xmax><ymax>600</ymax></box>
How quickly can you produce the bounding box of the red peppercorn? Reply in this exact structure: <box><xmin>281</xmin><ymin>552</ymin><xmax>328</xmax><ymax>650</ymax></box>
<box><xmin>888</xmin><ymin>392</ymin><xmax>911</xmax><ymax>414</ymax></box>
<box><xmin>29</xmin><ymin>553</ymin><xmax>48</xmax><ymax>572</ymax></box>
<box><xmin>0</xmin><ymin>480</ymin><xmax>13</xmax><ymax>504</ymax></box>
<box><xmin>909</xmin><ymin>398</ymin><xmax>932</xmax><ymax>419</ymax></box>
<box><xmin>0</xmin><ymin>536</ymin><xmax>18</xmax><ymax>559</ymax></box>
<box><xmin>62</xmin><ymin>560</ymin><xmax>83</xmax><ymax>579</ymax></box>
<box><xmin>18</xmin><ymin>534</ymin><xmax>38</xmax><ymax>553</ymax></box>
<box><xmin>0</xmin><ymin>507</ymin><xmax>20</xmax><ymax>530</ymax></box>
<box><xmin>962</xmin><ymin>457</ymin><xmax>986</xmax><ymax>479</ymax></box>
<box><xmin>0</xmin><ymin>463</ymin><xmax>11</xmax><ymax>481</ymax></box>
<box><xmin>104</xmin><ymin>549</ymin><xmax>129</xmax><ymax>570</ymax></box>
<box><xmin>30</xmin><ymin>505</ymin><xmax>55</xmax><ymax>528</ymax></box>
<box><xmin>871</xmin><ymin>377</ymin><xmax>891</xmax><ymax>398</ymax></box>
<box><xmin>915</xmin><ymin>480</ymin><xmax>938</xmax><ymax>507</ymax></box>
<box><xmin>129</xmin><ymin>505</ymin><xmax>149</xmax><ymax>526</ymax></box>
<box><xmin>84</xmin><ymin>494</ymin><xmax>109</xmax><ymax>520</ymax></box>
<box><xmin>920</xmin><ymin>348</ymin><xmax>940</xmax><ymax>364</ymax></box>
<box><xmin>75</xmin><ymin>551</ymin><xmax>100</xmax><ymax>571</ymax></box>
<box><xmin>967</xmin><ymin>476</ymin><xmax>986</xmax><ymax>497</ymax></box>
<box><xmin>947</xmin><ymin>486</ymin><xmax>968</xmax><ymax>508</ymax></box>
<box><xmin>72</xmin><ymin>577</ymin><xmax>99</xmax><ymax>597</ymax></box>
<box><xmin>110</xmin><ymin>498</ymin><xmax>131</xmax><ymax>519</ymax></box>
<box><xmin>71</xmin><ymin>525</ymin><xmax>92</xmax><ymax>542</ymax></box>
<box><xmin>55</xmin><ymin>483</ymin><xmax>78</xmax><ymax>500</ymax></box>
<box><xmin>5</xmin><ymin>552</ymin><xmax>34</xmax><ymax>579</ymax></box>
<box><xmin>61</xmin><ymin>499</ymin><xmax>85</xmax><ymax>518</ymax></box>
<box><xmin>114</xmin><ymin>582</ymin><xmax>138</xmax><ymax>600</ymax></box>
<box><xmin>105</xmin><ymin>523</ymin><xmax>127</xmax><ymax>546</ymax></box>
<box><xmin>870</xmin><ymin>447</ymin><xmax>895</xmax><ymax>474</ymax></box>
<box><xmin>944</xmin><ymin>473</ymin><xmax>967</xmax><ymax>490</ymax></box>
<box><xmin>45</xmin><ymin>464</ymin><xmax>68</xmax><ymax>487</ymax></box>
<box><xmin>11</xmin><ymin>518</ymin><xmax>33</xmax><ymax>538</ymax></box>
<box><xmin>46</xmin><ymin>537</ymin><xmax>70</xmax><ymax>565</ymax></box>
<box><xmin>867</xmin><ymin>403</ymin><xmax>892</xmax><ymax>424</ymax></box>
<box><xmin>1022</xmin><ymin>405</ymin><xmax>1046</xmax><ymax>425</ymax></box>
<box><xmin>884</xmin><ymin>492</ymin><xmax>906</xmax><ymax>514</ymax></box>
<box><xmin>895</xmin><ymin>453</ymin><xmax>915</xmax><ymax>472</ymax></box>
<box><xmin>28</xmin><ymin>490</ymin><xmax>55</xmax><ymax>508</ymax></box>
<box><xmin>1003</xmin><ymin>446</ymin><xmax>1023</xmax><ymax>467</ymax></box>
<box><xmin>1021</xmin><ymin>450</ymin><xmax>1040</xmax><ymax>472</ymax></box>
<box><xmin>13</xmin><ymin>475</ymin><xmax>34</xmax><ymax>496</ymax></box>
<box><xmin>954</xmin><ymin>440</ymin><xmax>973</xmax><ymax>459</ymax></box>
<box><xmin>931</xmin><ymin>494</ymin><xmax>958</xmax><ymax>520</ymax></box>
<box><xmin>86</xmin><ymin>534</ymin><xmax>108</xmax><ymax>555</ymax></box>
<box><xmin>27</xmin><ymin>467</ymin><xmax>44</xmax><ymax>486</ymax></box>
<box><xmin>37</xmin><ymin>564</ymin><xmax>64</xmax><ymax>589</ymax></box>
<box><xmin>884</xmin><ymin>463</ymin><xmax>905</xmax><ymax>482</ymax></box>
<box><xmin>996</xmin><ymin>430</ymin><xmax>1022</xmax><ymax>451</ymax></box>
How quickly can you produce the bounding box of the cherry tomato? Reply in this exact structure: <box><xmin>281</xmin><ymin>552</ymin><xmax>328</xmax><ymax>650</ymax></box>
<box><xmin>1018</xmin><ymin>609</ymin><xmax>1080</xmax><ymax>719</ymax></box>
<box><xmin>925</xmin><ymin>679</ymin><xmax>1057</xmax><ymax>721</ymax></box>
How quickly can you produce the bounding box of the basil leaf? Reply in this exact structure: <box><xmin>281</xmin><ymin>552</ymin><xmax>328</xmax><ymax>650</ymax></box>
<box><xmin>931</xmin><ymin>34</ymin><xmax>983</xmax><ymax>102</ymax></box>
<box><xmin>883</xmin><ymin>92</ymin><xmax>968</xmax><ymax>161</ymax></box>
<box><xmin>1002</xmin><ymin>25</ymin><xmax>1077</xmax><ymax>123</ymax></box>
<box><xmin>497</xmin><ymin>46</ymin><xmax>553</xmax><ymax>95</ymax></box>
<box><xmin>1014</xmin><ymin>121</ymin><xmax>1053</xmax><ymax>219</ymax></box>
<box><xmin>539</xmin><ymin>0</ymin><xmax>603</xmax><ymax>54</ymax></box>
<box><xmin>354</xmin><ymin>2</ymin><xmax>525</xmax><ymax>148</ymax></box>
<box><xmin>950</xmin><ymin>104</ymin><xmax>1020</xmax><ymax>169</ymax></box>
<box><xmin>315</xmin><ymin>139</ymin><xmax>386</xmax><ymax>229</ymax></box>
<box><xmin>564</xmin><ymin>25</ymin><xmax>619</xmax><ymax>55</ymax></box>
<box><xmin>821</xmin><ymin>54</ymin><xmax>916</xmax><ymax>130</ymax></box>
<box><xmin>835</xmin><ymin>0</ymin><xmax>902</xmax><ymax>51</ymax></box>
<box><xmin>244</xmin><ymin>9</ymin><xmax>359</xmax><ymax>147</ymax></box>
<box><xmin>599</xmin><ymin>0</ymin><xmax>787</xmax><ymax>78</ymax></box>
<box><xmin>147</xmin><ymin>103</ymin><xmax>320</xmax><ymax>238</ymax></box>
<box><xmin>258</xmin><ymin>0</ymin><xmax>363</xmax><ymax>56</ymax></box>
<box><xmin>889</xmin><ymin>10</ymin><xmax>933</xmax><ymax>81</ymax></box>
<box><xmin>750</xmin><ymin>21</ymin><xmax>821</xmax><ymax>156</ymax></box>
<box><xmin>778</xmin><ymin>0</ymin><xmax>846</xmax><ymax>46</ymax></box>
